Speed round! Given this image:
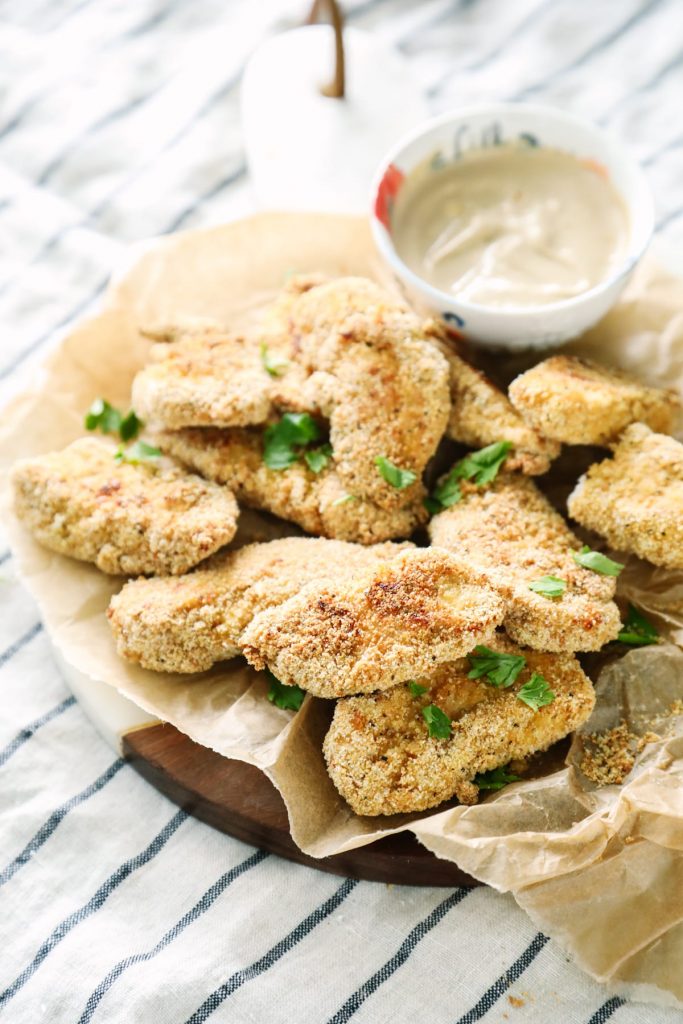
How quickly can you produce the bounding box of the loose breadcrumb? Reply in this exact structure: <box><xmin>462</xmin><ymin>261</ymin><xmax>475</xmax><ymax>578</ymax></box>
<box><xmin>579</xmin><ymin>722</ymin><xmax>638</xmax><ymax>785</ymax></box>
<box><xmin>509</xmin><ymin>355</ymin><xmax>680</xmax><ymax>445</ymax></box>
<box><xmin>11</xmin><ymin>437</ymin><xmax>238</xmax><ymax>576</ymax></box>
<box><xmin>568</xmin><ymin>423</ymin><xmax>683</xmax><ymax>569</ymax></box>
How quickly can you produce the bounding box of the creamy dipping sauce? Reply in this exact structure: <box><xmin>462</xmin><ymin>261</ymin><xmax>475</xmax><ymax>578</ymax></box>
<box><xmin>391</xmin><ymin>144</ymin><xmax>630</xmax><ymax>308</ymax></box>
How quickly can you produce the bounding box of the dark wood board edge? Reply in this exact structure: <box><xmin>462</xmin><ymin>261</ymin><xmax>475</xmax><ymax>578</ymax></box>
<box><xmin>122</xmin><ymin>722</ymin><xmax>480</xmax><ymax>888</ymax></box>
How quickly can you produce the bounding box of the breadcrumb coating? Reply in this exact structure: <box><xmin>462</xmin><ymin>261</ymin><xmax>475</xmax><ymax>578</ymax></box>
<box><xmin>264</xmin><ymin>276</ymin><xmax>451</xmax><ymax>510</ymax></box>
<box><xmin>156</xmin><ymin>426</ymin><xmax>426</xmax><ymax>544</ymax></box>
<box><xmin>132</xmin><ymin>332</ymin><xmax>273</xmax><ymax>428</ymax></box>
<box><xmin>567</xmin><ymin>422</ymin><xmax>683</xmax><ymax>569</ymax></box>
<box><xmin>11</xmin><ymin>437</ymin><xmax>238</xmax><ymax>575</ymax></box>
<box><xmin>429</xmin><ymin>474</ymin><xmax>620</xmax><ymax>651</ymax></box>
<box><xmin>324</xmin><ymin>637</ymin><xmax>595</xmax><ymax>815</ymax></box>
<box><xmin>432</xmin><ymin>335</ymin><xmax>560</xmax><ymax>474</ymax></box>
<box><xmin>509</xmin><ymin>355</ymin><xmax>681</xmax><ymax>445</ymax></box>
<box><xmin>240</xmin><ymin>548</ymin><xmax>506</xmax><ymax>697</ymax></box>
<box><xmin>108</xmin><ymin>537</ymin><xmax>410</xmax><ymax>673</ymax></box>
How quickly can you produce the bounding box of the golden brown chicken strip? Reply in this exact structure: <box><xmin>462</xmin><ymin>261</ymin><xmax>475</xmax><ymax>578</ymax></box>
<box><xmin>132</xmin><ymin>331</ymin><xmax>273</xmax><ymax>428</ymax></box>
<box><xmin>240</xmin><ymin>548</ymin><xmax>506</xmax><ymax>697</ymax></box>
<box><xmin>568</xmin><ymin>423</ymin><xmax>683</xmax><ymax>569</ymax></box>
<box><xmin>509</xmin><ymin>355</ymin><xmax>680</xmax><ymax>445</ymax></box>
<box><xmin>264</xmin><ymin>276</ymin><xmax>451</xmax><ymax>511</ymax></box>
<box><xmin>324</xmin><ymin>638</ymin><xmax>595</xmax><ymax>815</ymax></box>
<box><xmin>429</xmin><ymin>474</ymin><xmax>620</xmax><ymax>651</ymax></box>
<box><xmin>156</xmin><ymin>427</ymin><xmax>426</xmax><ymax>544</ymax></box>
<box><xmin>11</xmin><ymin>437</ymin><xmax>238</xmax><ymax>575</ymax></box>
<box><xmin>433</xmin><ymin>338</ymin><xmax>560</xmax><ymax>474</ymax></box>
<box><xmin>108</xmin><ymin>537</ymin><xmax>411</xmax><ymax>673</ymax></box>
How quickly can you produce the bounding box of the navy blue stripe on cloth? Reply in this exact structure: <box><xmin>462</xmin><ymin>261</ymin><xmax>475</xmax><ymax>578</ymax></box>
<box><xmin>162</xmin><ymin>163</ymin><xmax>247</xmax><ymax>235</ymax></box>
<box><xmin>0</xmin><ymin>622</ymin><xmax>43</xmax><ymax>670</ymax></box>
<box><xmin>454</xmin><ymin>933</ymin><xmax>550</xmax><ymax>1023</ymax></box>
<box><xmin>77</xmin><ymin>848</ymin><xmax>269</xmax><ymax>1024</ymax></box>
<box><xmin>0</xmin><ymin>695</ymin><xmax>76</xmax><ymax>769</ymax></box>
<box><xmin>0</xmin><ymin>758</ymin><xmax>126</xmax><ymax>889</ymax></box>
<box><xmin>0</xmin><ymin>549</ymin><xmax>11</xmax><ymax>565</ymax></box>
<box><xmin>513</xmin><ymin>0</ymin><xmax>663</xmax><ymax>100</ymax></box>
<box><xmin>600</xmin><ymin>45</ymin><xmax>683</xmax><ymax>123</ymax></box>
<box><xmin>0</xmin><ymin>809</ymin><xmax>187</xmax><ymax>1009</ymax></box>
<box><xmin>657</xmin><ymin>204</ymin><xmax>683</xmax><ymax>232</ymax></box>
<box><xmin>326</xmin><ymin>887</ymin><xmax>470</xmax><ymax>1024</ymax></box>
<box><xmin>587</xmin><ymin>997</ymin><xmax>626</xmax><ymax>1024</ymax></box>
<box><xmin>184</xmin><ymin>878</ymin><xmax>358</xmax><ymax>1023</ymax></box>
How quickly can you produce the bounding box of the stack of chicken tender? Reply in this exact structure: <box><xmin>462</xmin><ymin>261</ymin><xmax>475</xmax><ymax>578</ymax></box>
<box><xmin>11</xmin><ymin>275</ymin><xmax>683</xmax><ymax>817</ymax></box>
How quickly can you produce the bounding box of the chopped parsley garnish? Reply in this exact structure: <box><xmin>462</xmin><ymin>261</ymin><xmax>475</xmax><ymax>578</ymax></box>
<box><xmin>260</xmin><ymin>342</ymin><xmax>290</xmax><ymax>378</ymax></box>
<box><xmin>85</xmin><ymin>399</ymin><xmax>143</xmax><ymax>441</ymax></box>
<box><xmin>114</xmin><ymin>440</ymin><xmax>161</xmax><ymax>465</ymax></box>
<box><xmin>266</xmin><ymin>670</ymin><xmax>305</xmax><ymax>711</ymax></box>
<box><xmin>375</xmin><ymin>456</ymin><xmax>417</xmax><ymax>490</ymax></box>
<box><xmin>467</xmin><ymin>646</ymin><xmax>526</xmax><ymax>688</ymax></box>
<box><xmin>407</xmin><ymin>681</ymin><xmax>428</xmax><ymax>697</ymax></box>
<box><xmin>528</xmin><ymin>575</ymin><xmax>567</xmax><ymax>599</ymax></box>
<box><xmin>263</xmin><ymin>413</ymin><xmax>323</xmax><ymax>471</ymax></box>
<box><xmin>422</xmin><ymin>704</ymin><xmax>452</xmax><ymax>738</ymax></box>
<box><xmin>474</xmin><ymin>765</ymin><xmax>521</xmax><ymax>791</ymax></box>
<box><xmin>572</xmin><ymin>545</ymin><xmax>624</xmax><ymax>577</ymax></box>
<box><xmin>617</xmin><ymin>604</ymin><xmax>659</xmax><ymax>646</ymax></box>
<box><xmin>304</xmin><ymin>443</ymin><xmax>333</xmax><ymax>474</ymax></box>
<box><xmin>331</xmin><ymin>493</ymin><xmax>356</xmax><ymax>507</ymax></box>
<box><xmin>517</xmin><ymin>673</ymin><xmax>555</xmax><ymax>711</ymax></box>
<box><xmin>427</xmin><ymin>441</ymin><xmax>512</xmax><ymax>513</ymax></box>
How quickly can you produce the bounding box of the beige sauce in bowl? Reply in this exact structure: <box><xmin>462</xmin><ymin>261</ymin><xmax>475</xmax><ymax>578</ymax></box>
<box><xmin>391</xmin><ymin>145</ymin><xmax>630</xmax><ymax>309</ymax></box>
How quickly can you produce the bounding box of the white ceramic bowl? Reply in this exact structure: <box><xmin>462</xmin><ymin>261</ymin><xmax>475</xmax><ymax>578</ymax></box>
<box><xmin>370</xmin><ymin>104</ymin><xmax>654</xmax><ymax>350</ymax></box>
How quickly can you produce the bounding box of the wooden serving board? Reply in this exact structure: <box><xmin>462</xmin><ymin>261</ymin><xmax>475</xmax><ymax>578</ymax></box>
<box><xmin>122</xmin><ymin>721</ymin><xmax>480</xmax><ymax>888</ymax></box>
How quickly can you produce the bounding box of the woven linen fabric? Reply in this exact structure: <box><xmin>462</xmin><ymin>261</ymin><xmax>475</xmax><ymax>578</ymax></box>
<box><xmin>2</xmin><ymin>1</ymin><xmax>683</xmax><ymax>1021</ymax></box>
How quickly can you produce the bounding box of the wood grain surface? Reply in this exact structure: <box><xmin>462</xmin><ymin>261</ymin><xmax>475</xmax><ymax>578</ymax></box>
<box><xmin>122</xmin><ymin>722</ymin><xmax>481</xmax><ymax>887</ymax></box>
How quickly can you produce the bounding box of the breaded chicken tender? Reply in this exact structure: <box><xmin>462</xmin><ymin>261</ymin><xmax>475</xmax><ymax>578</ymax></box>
<box><xmin>265</xmin><ymin>277</ymin><xmax>451</xmax><ymax>510</ymax></box>
<box><xmin>157</xmin><ymin>427</ymin><xmax>426</xmax><ymax>544</ymax></box>
<box><xmin>132</xmin><ymin>331</ymin><xmax>273</xmax><ymax>428</ymax></box>
<box><xmin>429</xmin><ymin>474</ymin><xmax>620</xmax><ymax>651</ymax></box>
<box><xmin>240</xmin><ymin>549</ymin><xmax>506</xmax><ymax>697</ymax></box>
<box><xmin>568</xmin><ymin>423</ymin><xmax>683</xmax><ymax>569</ymax></box>
<box><xmin>324</xmin><ymin>638</ymin><xmax>595</xmax><ymax>815</ymax></box>
<box><xmin>11</xmin><ymin>437</ymin><xmax>238</xmax><ymax>575</ymax></box>
<box><xmin>509</xmin><ymin>355</ymin><xmax>680</xmax><ymax>445</ymax></box>
<box><xmin>108</xmin><ymin>537</ymin><xmax>410</xmax><ymax>673</ymax></box>
<box><xmin>433</xmin><ymin>338</ymin><xmax>560</xmax><ymax>474</ymax></box>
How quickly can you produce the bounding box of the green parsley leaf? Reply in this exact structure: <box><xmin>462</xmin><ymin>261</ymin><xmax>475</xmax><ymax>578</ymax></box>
<box><xmin>263</xmin><ymin>413</ymin><xmax>321</xmax><ymax>471</ymax></box>
<box><xmin>266</xmin><ymin>670</ymin><xmax>305</xmax><ymax>711</ymax></box>
<box><xmin>408</xmin><ymin>681</ymin><xmax>428</xmax><ymax>697</ymax></box>
<box><xmin>375</xmin><ymin>456</ymin><xmax>417</xmax><ymax>490</ymax></box>
<box><xmin>474</xmin><ymin>765</ymin><xmax>521</xmax><ymax>791</ymax></box>
<box><xmin>114</xmin><ymin>440</ymin><xmax>161</xmax><ymax>465</ymax></box>
<box><xmin>572</xmin><ymin>545</ymin><xmax>624</xmax><ymax>577</ymax></box>
<box><xmin>331</xmin><ymin>493</ymin><xmax>356</xmax><ymax>507</ymax></box>
<box><xmin>422</xmin><ymin>704</ymin><xmax>452</xmax><ymax>739</ymax></box>
<box><xmin>427</xmin><ymin>440</ymin><xmax>512</xmax><ymax>512</ymax></box>
<box><xmin>528</xmin><ymin>575</ymin><xmax>567</xmax><ymax>599</ymax></box>
<box><xmin>423</xmin><ymin>496</ymin><xmax>443</xmax><ymax>516</ymax></box>
<box><xmin>617</xmin><ymin>604</ymin><xmax>659</xmax><ymax>646</ymax></box>
<box><xmin>119</xmin><ymin>410</ymin><xmax>144</xmax><ymax>442</ymax></box>
<box><xmin>260</xmin><ymin>342</ymin><xmax>290</xmax><ymax>378</ymax></box>
<box><xmin>467</xmin><ymin>646</ymin><xmax>526</xmax><ymax>688</ymax></box>
<box><xmin>304</xmin><ymin>443</ymin><xmax>333</xmax><ymax>474</ymax></box>
<box><xmin>517</xmin><ymin>673</ymin><xmax>555</xmax><ymax>711</ymax></box>
<box><xmin>85</xmin><ymin>398</ymin><xmax>122</xmax><ymax>435</ymax></box>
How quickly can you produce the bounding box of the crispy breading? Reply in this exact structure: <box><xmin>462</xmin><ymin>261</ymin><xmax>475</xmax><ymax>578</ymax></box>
<box><xmin>323</xmin><ymin>637</ymin><xmax>595</xmax><ymax>815</ymax></box>
<box><xmin>432</xmin><ymin>336</ymin><xmax>560</xmax><ymax>474</ymax></box>
<box><xmin>11</xmin><ymin>437</ymin><xmax>239</xmax><ymax>575</ymax></box>
<box><xmin>156</xmin><ymin>426</ymin><xmax>426</xmax><ymax>544</ymax></box>
<box><xmin>264</xmin><ymin>277</ymin><xmax>451</xmax><ymax>510</ymax></box>
<box><xmin>240</xmin><ymin>548</ymin><xmax>506</xmax><ymax>697</ymax></box>
<box><xmin>108</xmin><ymin>537</ymin><xmax>411</xmax><ymax>673</ymax></box>
<box><xmin>132</xmin><ymin>332</ymin><xmax>273</xmax><ymax>428</ymax></box>
<box><xmin>567</xmin><ymin>422</ymin><xmax>683</xmax><ymax>569</ymax></box>
<box><xmin>509</xmin><ymin>355</ymin><xmax>681</xmax><ymax>445</ymax></box>
<box><xmin>429</xmin><ymin>474</ymin><xmax>620</xmax><ymax>651</ymax></box>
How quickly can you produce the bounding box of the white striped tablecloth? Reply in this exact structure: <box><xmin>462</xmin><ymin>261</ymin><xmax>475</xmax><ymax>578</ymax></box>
<box><xmin>2</xmin><ymin>1</ymin><xmax>683</xmax><ymax>1021</ymax></box>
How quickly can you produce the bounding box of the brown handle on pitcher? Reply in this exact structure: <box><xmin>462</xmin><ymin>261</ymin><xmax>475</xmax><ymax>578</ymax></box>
<box><xmin>307</xmin><ymin>0</ymin><xmax>346</xmax><ymax>99</ymax></box>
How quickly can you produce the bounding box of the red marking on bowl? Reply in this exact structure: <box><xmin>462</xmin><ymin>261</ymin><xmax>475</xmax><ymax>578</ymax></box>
<box><xmin>374</xmin><ymin>163</ymin><xmax>404</xmax><ymax>230</ymax></box>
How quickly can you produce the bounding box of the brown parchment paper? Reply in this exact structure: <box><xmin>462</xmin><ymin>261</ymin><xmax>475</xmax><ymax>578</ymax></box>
<box><xmin>3</xmin><ymin>213</ymin><xmax>683</xmax><ymax>1008</ymax></box>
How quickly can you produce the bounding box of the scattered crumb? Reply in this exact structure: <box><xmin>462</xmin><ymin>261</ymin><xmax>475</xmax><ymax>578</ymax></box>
<box><xmin>580</xmin><ymin>722</ymin><xmax>638</xmax><ymax>785</ymax></box>
<box><xmin>637</xmin><ymin>730</ymin><xmax>661</xmax><ymax>750</ymax></box>
<box><xmin>623</xmin><ymin>835</ymin><xmax>637</xmax><ymax>845</ymax></box>
<box><xmin>670</xmin><ymin>700</ymin><xmax>683</xmax><ymax>716</ymax></box>
<box><xmin>508</xmin><ymin>995</ymin><xmax>525</xmax><ymax>1008</ymax></box>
